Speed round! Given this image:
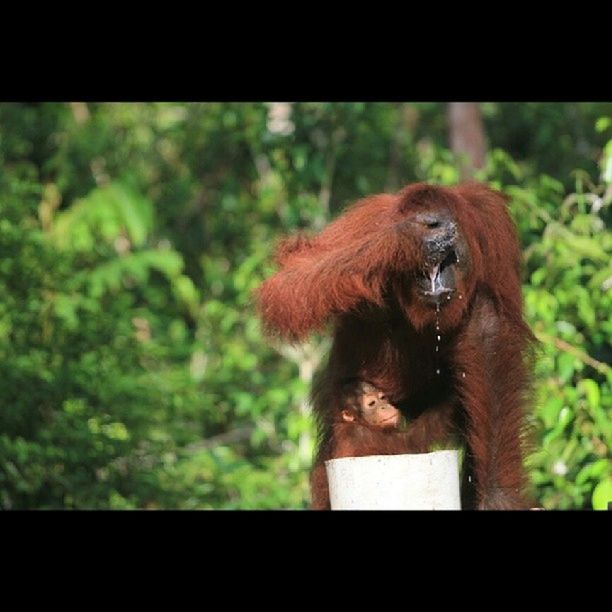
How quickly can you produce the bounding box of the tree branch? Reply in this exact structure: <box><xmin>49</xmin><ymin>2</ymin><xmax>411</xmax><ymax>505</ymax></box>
<box><xmin>534</xmin><ymin>329</ymin><xmax>610</xmax><ymax>376</ymax></box>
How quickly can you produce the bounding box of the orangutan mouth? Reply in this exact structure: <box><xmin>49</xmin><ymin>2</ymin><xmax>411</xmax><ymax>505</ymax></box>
<box><xmin>419</xmin><ymin>249</ymin><xmax>458</xmax><ymax>300</ymax></box>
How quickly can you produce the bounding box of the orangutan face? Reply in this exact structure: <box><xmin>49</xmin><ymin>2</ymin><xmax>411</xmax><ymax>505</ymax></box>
<box><xmin>397</xmin><ymin>195</ymin><xmax>471</xmax><ymax>307</ymax></box>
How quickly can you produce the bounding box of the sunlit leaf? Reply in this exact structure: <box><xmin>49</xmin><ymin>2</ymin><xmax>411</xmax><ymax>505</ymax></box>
<box><xmin>592</xmin><ymin>478</ymin><xmax>612</xmax><ymax>510</ymax></box>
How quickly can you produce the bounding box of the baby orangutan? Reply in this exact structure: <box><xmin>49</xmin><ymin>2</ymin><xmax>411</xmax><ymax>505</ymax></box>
<box><xmin>334</xmin><ymin>380</ymin><xmax>408</xmax><ymax>454</ymax></box>
<box><xmin>310</xmin><ymin>380</ymin><xmax>412</xmax><ymax>509</ymax></box>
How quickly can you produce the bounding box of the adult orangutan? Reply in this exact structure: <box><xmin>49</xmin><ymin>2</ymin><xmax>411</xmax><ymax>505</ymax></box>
<box><xmin>257</xmin><ymin>182</ymin><xmax>535</xmax><ymax>510</ymax></box>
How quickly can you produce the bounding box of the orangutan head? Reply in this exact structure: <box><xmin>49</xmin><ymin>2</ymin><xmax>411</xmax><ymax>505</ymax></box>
<box><xmin>257</xmin><ymin>182</ymin><xmax>522</xmax><ymax>338</ymax></box>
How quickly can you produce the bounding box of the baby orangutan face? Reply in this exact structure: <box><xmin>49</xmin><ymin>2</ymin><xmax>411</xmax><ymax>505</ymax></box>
<box><xmin>341</xmin><ymin>381</ymin><xmax>401</xmax><ymax>430</ymax></box>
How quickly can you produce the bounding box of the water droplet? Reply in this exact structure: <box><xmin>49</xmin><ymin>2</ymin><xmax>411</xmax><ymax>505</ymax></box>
<box><xmin>459</xmin><ymin>294</ymin><xmax>463</xmax><ymax>300</ymax></box>
<box><xmin>468</xmin><ymin>475</ymin><xmax>472</xmax><ymax>483</ymax></box>
<box><xmin>435</xmin><ymin>346</ymin><xmax>439</xmax><ymax>352</ymax></box>
<box><xmin>447</xmin><ymin>295</ymin><xmax>451</xmax><ymax>300</ymax></box>
<box><xmin>436</xmin><ymin>368</ymin><xmax>440</xmax><ymax>375</ymax></box>
<box><xmin>437</xmin><ymin>335</ymin><xmax>441</xmax><ymax>341</ymax></box>
<box><xmin>461</xmin><ymin>372</ymin><xmax>466</xmax><ymax>378</ymax></box>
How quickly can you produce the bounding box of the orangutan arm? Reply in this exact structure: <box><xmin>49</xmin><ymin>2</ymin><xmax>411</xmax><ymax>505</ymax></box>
<box><xmin>454</xmin><ymin>295</ymin><xmax>532</xmax><ymax>509</ymax></box>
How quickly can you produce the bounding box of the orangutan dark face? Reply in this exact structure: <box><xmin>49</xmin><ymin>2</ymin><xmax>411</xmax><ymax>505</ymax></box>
<box><xmin>398</xmin><ymin>203</ymin><xmax>470</xmax><ymax>307</ymax></box>
<box><xmin>417</xmin><ymin>212</ymin><xmax>469</xmax><ymax>306</ymax></box>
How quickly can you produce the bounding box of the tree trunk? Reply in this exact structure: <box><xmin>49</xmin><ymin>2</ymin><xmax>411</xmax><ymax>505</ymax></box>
<box><xmin>448</xmin><ymin>103</ymin><xmax>486</xmax><ymax>179</ymax></box>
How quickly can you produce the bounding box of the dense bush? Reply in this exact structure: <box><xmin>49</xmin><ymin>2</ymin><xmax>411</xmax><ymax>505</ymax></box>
<box><xmin>0</xmin><ymin>102</ymin><xmax>609</xmax><ymax>509</ymax></box>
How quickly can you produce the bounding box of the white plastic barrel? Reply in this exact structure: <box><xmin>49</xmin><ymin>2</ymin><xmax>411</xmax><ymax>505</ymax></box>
<box><xmin>325</xmin><ymin>450</ymin><xmax>461</xmax><ymax>510</ymax></box>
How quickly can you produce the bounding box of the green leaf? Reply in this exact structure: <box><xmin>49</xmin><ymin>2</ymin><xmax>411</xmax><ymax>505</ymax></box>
<box><xmin>595</xmin><ymin>117</ymin><xmax>611</xmax><ymax>133</ymax></box>
<box><xmin>592</xmin><ymin>478</ymin><xmax>612</xmax><ymax>510</ymax></box>
<box><xmin>539</xmin><ymin>396</ymin><xmax>564</xmax><ymax>429</ymax></box>
<box><xmin>52</xmin><ymin>182</ymin><xmax>154</xmax><ymax>251</ymax></box>
<box><xmin>557</xmin><ymin>353</ymin><xmax>577</xmax><ymax>383</ymax></box>
<box><xmin>576</xmin><ymin>460</ymin><xmax>609</xmax><ymax>486</ymax></box>
<box><xmin>578</xmin><ymin>379</ymin><xmax>600</xmax><ymax>410</ymax></box>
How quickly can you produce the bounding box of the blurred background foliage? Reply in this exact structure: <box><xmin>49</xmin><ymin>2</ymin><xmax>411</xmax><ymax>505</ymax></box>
<box><xmin>0</xmin><ymin>102</ymin><xmax>609</xmax><ymax>509</ymax></box>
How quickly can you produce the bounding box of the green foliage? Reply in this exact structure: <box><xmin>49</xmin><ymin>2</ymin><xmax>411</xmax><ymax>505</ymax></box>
<box><xmin>518</xmin><ymin>168</ymin><xmax>611</xmax><ymax>510</ymax></box>
<box><xmin>487</xmin><ymin>145</ymin><xmax>611</xmax><ymax>510</ymax></box>
<box><xmin>0</xmin><ymin>102</ymin><xmax>609</xmax><ymax>509</ymax></box>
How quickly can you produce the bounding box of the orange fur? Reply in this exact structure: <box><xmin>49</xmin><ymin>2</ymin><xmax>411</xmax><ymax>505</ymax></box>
<box><xmin>257</xmin><ymin>182</ymin><xmax>535</xmax><ymax>510</ymax></box>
